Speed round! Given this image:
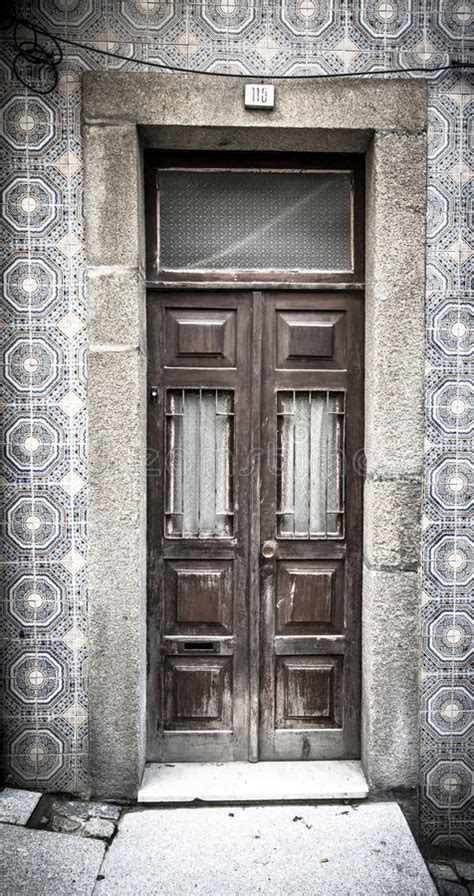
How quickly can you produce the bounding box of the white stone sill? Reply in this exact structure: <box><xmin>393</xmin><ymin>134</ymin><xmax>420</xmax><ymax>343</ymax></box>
<box><xmin>138</xmin><ymin>760</ymin><xmax>369</xmax><ymax>803</ymax></box>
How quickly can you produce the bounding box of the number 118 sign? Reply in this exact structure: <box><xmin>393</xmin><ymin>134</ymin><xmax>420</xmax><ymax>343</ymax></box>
<box><xmin>244</xmin><ymin>84</ymin><xmax>275</xmax><ymax>109</ymax></box>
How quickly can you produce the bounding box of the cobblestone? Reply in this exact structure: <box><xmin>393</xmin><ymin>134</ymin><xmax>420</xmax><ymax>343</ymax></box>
<box><xmin>52</xmin><ymin>815</ymin><xmax>83</xmax><ymax>834</ymax></box>
<box><xmin>53</xmin><ymin>800</ymin><xmax>121</xmax><ymax>822</ymax></box>
<box><xmin>429</xmin><ymin>859</ymin><xmax>474</xmax><ymax>896</ymax></box>
<box><xmin>46</xmin><ymin>798</ymin><xmax>121</xmax><ymax>840</ymax></box>
<box><xmin>436</xmin><ymin>881</ymin><xmax>469</xmax><ymax>896</ymax></box>
<box><xmin>83</xmin><ymin>818</ymin><xmax>116</xmax><ymax>840</ymax></box>
<box><xmin>430</xmin><ymin>863</ymin><xmax>460</xmax><ymax>882</ymax></box>
<box><xmin>455</xmin><ymin>864</ymin><xmax>474</xmax><ymax>883</ymax></box>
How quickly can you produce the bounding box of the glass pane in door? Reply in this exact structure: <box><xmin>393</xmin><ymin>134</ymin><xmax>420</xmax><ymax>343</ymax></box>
<box><xmin>277</xmin><ymin>390</ymin><xmax>345</xmax><ymax>538</ymax></box>
<box><xmin>165</xmin><ymin>389</ymin><xmax>234</xmax><ymax>537</ymax></box>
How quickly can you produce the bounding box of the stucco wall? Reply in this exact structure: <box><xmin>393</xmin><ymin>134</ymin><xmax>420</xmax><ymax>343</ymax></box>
<box><xmin>1</xmin><ymin>1</ymin><xmax>472</xmax><ymax>848</ymax></box>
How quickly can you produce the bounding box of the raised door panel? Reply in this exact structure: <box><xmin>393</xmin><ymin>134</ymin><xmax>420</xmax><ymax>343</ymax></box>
<box><xmin>275</xmin><ymin>560</ymin><xmax>344</xmax><ymax>636</ymax></box>
<box><xmin>164</xmin><ymin>560</ymin><xmax>234</xmax><ymax>635</ymax></box>
<box><xmin>275</xmin><ymin>656</ymin><xmax>342</xmax><ymax>729</ymax></box>
<box><xmin>165</xmin><ymin>308</ymin><xmax>236</xmax><ymax>368</ymax></box>
<box><xmin>276</xmin><ymin>311</ymin><xmax>346</xmax><ymax>370</ymax></box>
<box><xmin>164</xmin><ymin>657</ymin><xmax>233</xmax><ymax>730</ymax></box>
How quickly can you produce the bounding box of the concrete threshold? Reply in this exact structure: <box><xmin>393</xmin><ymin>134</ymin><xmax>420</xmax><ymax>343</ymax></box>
<box><xmin>138</xmin><ymin>759</ymin><xmax>369</xmax><ymax>803</ymax></box>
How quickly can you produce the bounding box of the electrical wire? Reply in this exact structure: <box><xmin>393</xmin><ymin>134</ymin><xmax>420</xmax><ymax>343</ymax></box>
<box><xmin>1</xmin><ymin>5</ymin><xmax>472</xmax><ymax>96</ymax></box>
<box><xmin>1</xmin><ymin>8</ymin><xmax>62</xmax><ymax>94</ymax></box>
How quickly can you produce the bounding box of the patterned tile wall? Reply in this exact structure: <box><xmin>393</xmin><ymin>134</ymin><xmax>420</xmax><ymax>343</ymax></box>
<box><xmin>0</xmin><ymin>0</ymin><xmax>472</xmax><ymax>847</ymax></box>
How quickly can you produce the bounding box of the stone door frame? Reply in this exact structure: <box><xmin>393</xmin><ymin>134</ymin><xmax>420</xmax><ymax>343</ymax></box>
<box><xmin>83</xmin><ymin>72</ymin><xmax>426</xmax><ymax>799</ymax></box>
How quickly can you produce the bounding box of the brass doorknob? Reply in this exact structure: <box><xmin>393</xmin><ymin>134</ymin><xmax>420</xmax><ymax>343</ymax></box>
<box><xmin>261</xmin><ymin>540</ymin><xmax>277</xmax><ymax>559</ymax></box>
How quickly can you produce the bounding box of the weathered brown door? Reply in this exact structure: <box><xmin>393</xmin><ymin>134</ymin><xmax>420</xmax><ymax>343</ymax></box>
<box><xmin>147</xmin><ymin>289</ymin><xmax>363</xmax><ymax>762</ymax></box>
<box><xmin>258</xmin><ymin>292</ymin><xmax>363</xmax><ymax>759</ymax></box>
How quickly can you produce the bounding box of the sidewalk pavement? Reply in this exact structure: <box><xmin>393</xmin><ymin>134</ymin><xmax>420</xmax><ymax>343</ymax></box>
<box><xmin>0</xmin><ymin>787</ymin><xmax>471</xmax><ymax>895</ymax></box>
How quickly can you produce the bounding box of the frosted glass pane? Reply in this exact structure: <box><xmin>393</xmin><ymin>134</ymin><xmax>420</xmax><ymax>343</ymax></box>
<box><xmin>165</xmin><ymin>389</ymin><xmax>234</xmax><ymax>537</ymax></box>
<box><xmin>310</xmin><ymin>395</ymin><xmax>327</xmax><ymax>534</ymax></box>
<box><xmin>182</xmin><ymin>391</ymin><xmax>200</xmax><ymax>535</ymax></box>
<box><xmin>278</xmin><ymin>392</ymin><xmax>295</xmax><ymax>536</ymax></box>
<box><xmin>277</xmin><ymin>391</ymin><xmax>344</xmax><ymax>538</ymax></box>
<box><xmin>159</xmin><ymin>171</ymin><xmax>351</xmax><ymax>272</ymax></box>
<box><xmin>294</xmin><ymin>394</ymin><xmax>310</xmax><ymax>534</ymax></box>
<box><xmin>326</xmin><ymin>393</ymin><xmax>344</xmax><ymax>534</ymax></box>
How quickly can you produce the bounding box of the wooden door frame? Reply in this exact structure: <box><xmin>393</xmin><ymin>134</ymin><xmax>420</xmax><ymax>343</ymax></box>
<box><xmin>83</xmin><ymin>72</ymin><xmax>426</xmax><ymax>800</ymax></box>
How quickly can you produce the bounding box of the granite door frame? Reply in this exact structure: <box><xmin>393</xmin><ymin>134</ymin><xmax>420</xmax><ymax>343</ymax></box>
<box><xmin>83</xmin><ymin>73</ymin><xmax>427</xmax><ymax>799</ymax></box>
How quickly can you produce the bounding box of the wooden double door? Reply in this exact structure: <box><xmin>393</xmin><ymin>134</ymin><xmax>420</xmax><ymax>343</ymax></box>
<box><xmin>147</xmin><ymin>289</ymin><xmax>363</xmax><ymax>762</ymax></box>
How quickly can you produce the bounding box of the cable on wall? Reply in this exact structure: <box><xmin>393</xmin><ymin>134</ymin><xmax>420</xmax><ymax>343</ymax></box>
<box><xmin>1</xmin><ymin>5</ymin><xmax>472</xmax><ymax>96</ymax></box>
<box><xmin>1</xmin><ymin>6</ymin><xmax>63</xmax><ymax>94</ymax></box>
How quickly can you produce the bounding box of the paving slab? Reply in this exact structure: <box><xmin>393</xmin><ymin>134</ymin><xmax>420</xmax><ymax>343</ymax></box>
<box><xmin>96</xmin><ymin>802</ymin><xmax>437</xmax><ymax>896</ymax></box>
<box><xmin>0</xmin><ymin>823</ymin><xmax>105</xmax><ymax>896</ymax></box>
<box><xmin>0</xmin><ymin>788</ymin><xmax>42</xmax><ymax>825</ymax></box>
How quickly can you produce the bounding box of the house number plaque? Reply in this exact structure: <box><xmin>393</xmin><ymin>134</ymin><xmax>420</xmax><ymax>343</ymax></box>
<box><xmin>244</xmin><ymin>84</ymin><xmax>275</xmax><ymax>109</ymax></box>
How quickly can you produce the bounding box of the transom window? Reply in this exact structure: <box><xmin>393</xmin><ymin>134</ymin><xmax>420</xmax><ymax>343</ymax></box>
<box><xmin>158</xmin><ymin>170</ymin><xmax>352</xmax><ymax>274</ymax></box>
<box><xmin>146</xmin><ymin>152</ymin><xmax>365</xmax><ymax>284</ymax></box>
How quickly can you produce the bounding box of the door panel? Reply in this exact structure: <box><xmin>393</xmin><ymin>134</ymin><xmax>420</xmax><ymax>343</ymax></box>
<box><xmin>164</xmin><ymin>308</ymin><xmax>236</xmax><ymax>367</ymax></box>
<box><xmin>147</xmin><ymin>292</ymin><xmax>251</xmax><ymax>762</ymax></box>
<box><xmin>164</xmin><ymin>560</ymin><xmax>234</xmax><ymax>635</ymax></box>
<box><xmin>163</xmin><ymin>656</ymin><xmax>233</xmax><ymax>729</ymax></box>
<box><xmin>148</xmin><ymin>289</ymin><xmax>363</xmax><ymax>762</ymax></box>
<box><xmin>275</xmin><ymin>656</ymin><xmax>343</xmax><ymax>729</ymax></box>
<box><xmin>259</xmin><ymin>292</ymin><xmax>363</xmax><ymax>760</ymax></box>
<box><xmin>275</xmin><ymin>559</ymin><xmax>345</xmax><ymax>636</ymax></box>
<box><xmin>276</xmin><ymin>310</ymin><xmax>347</xmax><ymax>370</ymax></box>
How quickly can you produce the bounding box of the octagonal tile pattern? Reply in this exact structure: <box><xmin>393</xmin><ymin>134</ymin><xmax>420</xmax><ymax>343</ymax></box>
<box><xmin>0</xmin><ymin>0</ymin><xmax>472</xmax><ymax>846</ymax></box>
<box><xmin>426</xmin><ymin>453</ymin><xmax>473</xmax><ymax>519</ymax></box>
<box><xmin>427</xmin><ymin>684</ymin><xmax>472</xmax><ymax>737</ymax></box>
<box><xmin>429</xmin><ymin>299</ymin><xmax>474</xmax><ymax>361</ymax></box>
<box><xmin>6</xmin><ymin>650</ymin><xmax>67</xmax><ymax>709</ymax></box>
<box><xmin>5</xmin><ymin>492</ymin><xmax>65</xmax><ymax>556</ymax></box>
<box><xmin>31</xmin><ymin>0</ymin><xmax>103</xmax><ymax>34</ymax></box>
<box><xmin>426</xmin><ymin>757</ymin><xmax>473</xmax><ymax>811</ymax></box>
<box><xmin>117</xmin><ymin>1</ymin><xmax>176</xmax><ymax>34</ymax></box>
<box><xmin>3</xmin><ymin>255</ymin><xmax>62</xmax><ymax>316</ymax></box>
<box><xmin>355</xmin><ymin>0</ymin><xmax>418</xmax><ymax>41</ymax></box>
<box><xmin>6</xmin><ymin>726</ymin><xmax>67</xmax><ymax>786</ymax></box>
<box><xmin>1</xmin><ymin>95</ymin><xmax>55</xmax><ymax>153</ymax></box>
<box><xmin>4</xmin><ymin>413</ymin><xmax>64</xmax><ymax>476</ymax></box>
<box><xmin>5</xmin><ymin>569</ymin><xmax>66</xmax><ymax>632</ymax></box>
<box><xmin>3</xmin><ymin>174</ymin><xmax>61</xmax><ymax>237</ymax></box>
<box><xmin>425</xmin><ymin>529</ymin><xmax>474</xmax><ymax>592</ymax></box>
<box><xmin>427</xmin><ymin>374</ymin><xmax>474</xmax><ymax>442</ymax></box>
<box><xmin>426</xmin><ymin>608</ymin><xmax>473</xmax><ymax>666</ymax></box>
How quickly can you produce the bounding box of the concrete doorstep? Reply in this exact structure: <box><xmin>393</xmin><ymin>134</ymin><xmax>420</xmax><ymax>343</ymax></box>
<box><xmin>0</xmin><ymin>789</ymin><xmax>440</xmax><ymax>896</ymax></box>
<box><xmin>138</xmin><ymin>759</ymin><xmax>369</xmax><ymax>803</ymax></box>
